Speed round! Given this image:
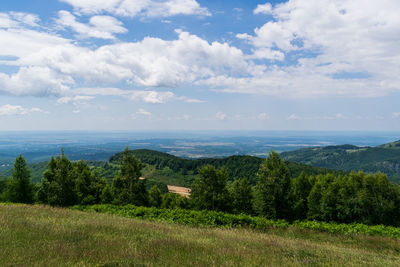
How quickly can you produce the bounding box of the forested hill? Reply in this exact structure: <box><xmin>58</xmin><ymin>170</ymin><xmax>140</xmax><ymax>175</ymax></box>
<box><xmin>280</xmin><ymin>140</ymin><xmax>400</xmax><ymax>182</ymax></box>
<box><xmin>110</xmin><ymin>149</ymin><xmax>341</xmax><ymax>184</ymax></box>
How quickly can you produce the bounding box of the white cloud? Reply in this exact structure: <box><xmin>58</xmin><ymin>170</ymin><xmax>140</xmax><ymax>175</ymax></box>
<box><xmin>0</xmin><ymin>104</ymin><xmax>47</xmax><ymax>116</ymax></box>
<box><xmin>286</xmin><ymin>113</ymin><xmax>349</xmax><ymax>121</ymax></box>
<box><xmin>258</xmin><ymin>113</ymin><xmax>270</xmax><ymax>120</ymax></box>
<box><xmin>2</xmin><ymin>1</ymin><xmax>400</xmax><ymax>100</ymax></box>
<box><xmin>287</xmin><ymin>114</ymin><xmax>299</xmax><ymax>120</ymax></box>
<box><xmin>254</xmin><ymin>3</ymin><xmax>272</xmax><ymax>15</ymax></box>
<box><xmin>0</xmin><ymin>66</ymin><xmax>72</xmax><ymax>96</ymax></box>
<box><xmin>0</xmin><ymin>12</ymin><xmax>40</xmax><ymax>28</ymax></box>
<box><xmin>60</xmin><ymin>0</ymin><xmax>210</xmax><ymax>18</ymax></box>
<box><xmin>216</xmin><ymin>111</ymin><xmax>227</xmax><ymax>120</ymax></box>
<box><xmin>393</xmin><ymin>112</ymin><xmax>400</xmax><ymax>118</ymax></box>
<box><xmin>75</xmin><ymin>88</ymin><xmax>202</xmax><ymax>104</ymax></box>
<box><xmin>0</xmin><ymin>27</ymin><xmax>69</xmax><ymax>60</ymax></box>
<box><xmin>228</xmin><ymin>0</ymin><xmax>400</xmax><ymax>98</ymax></box>
<box><xmin>129</xmin><ymin>91</ymin><xmax>174</xmax><ymax>104</ymax></box>
<box><xmin>335</xmin><ymin>113</ymin><xmax>344</xmax><ymax>119</ymax></box>
<box><xmin>8</xmin><ymin>12</ymin><xmax>40</xmax><ymax>27</ymax></box>
<box><xmin>56</xmin><ymin>11</ymin><xmax>127</xmax><ymax>39</ymax></box>
<box><xmin>136</xmin><ymin>108</ymin><xmax>151</xmax><ymax>116</ymax></box>
<box><xmin>57</xmin><ymin>95</ymin><xmax>94</xmax><ymax>105</ymax></box>
<box><xmin>14</xmin><ymin>30</ymin><xmax>252</xmax><ymax>94</ymax></box>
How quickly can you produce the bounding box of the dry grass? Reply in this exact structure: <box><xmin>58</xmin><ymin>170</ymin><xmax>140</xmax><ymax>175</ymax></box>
<box><xmin>1</xmin><ymin>204</ymin><xmax>400</xmax><ymax>266</ymax></box>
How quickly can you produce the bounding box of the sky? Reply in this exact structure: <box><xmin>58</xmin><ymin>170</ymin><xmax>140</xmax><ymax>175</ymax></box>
<box><xmin>0</xmin><ymin>0</ymin><xmax>399</xmax><ymax>131</ymax></box>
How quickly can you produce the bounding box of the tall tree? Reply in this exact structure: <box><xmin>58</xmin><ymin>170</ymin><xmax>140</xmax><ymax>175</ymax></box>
<box><xmin>5</xmin><ymin>155</ymin><xmax>33</xmax><ymax>203</ymax></box>
<box><xmin>230</xmin><ymin>178</ymin><xmax>253</xmax><ymax>214</ymax></box>
<box><xmin>253</xmin><ymin>151</ymin><xmax>291</xmax><ymax>219</ymax></box>
<box><xmin>191</xmin><ymin>165</ymin><xmax>231</xmax><ymax>212</ymax></box>
<box><xmin>38</xmin><ymin>149</ymin><xmax>77</xmax><ymax>206</ymax></box>
<box><xmin>148</xmin><ymin>185</ymin><xmax>162</xmax><ymax>208</ymax></box>
<box><xmin>112</xmin><ymin>147</ymin><xmax>148</xmax><ymax>206</ymax></box>
<box><xmin>74</xmin><ymin>161</ymin><xmax>107</xmax><ymax>205</ymax></box>
<box><xmin>290</xmin><ymin>172</ymin><xmax>312</xmax><ymax>220</ymax></box>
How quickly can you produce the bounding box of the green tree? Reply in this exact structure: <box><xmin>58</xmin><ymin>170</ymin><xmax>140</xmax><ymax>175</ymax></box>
<box><xmin>290</xmin><ymin>172</ymin><xmax>312</xmax><ymax>220</ymax></box>
<box><xmin>100</xmin><ymin>184</ymin><xmax>113</xmax><ymax>204</ymax></box>
<box><xmin>112</xmin><ymin>147</ymin><xmax>148</xmax><ymax>206</ymax></box>
<box><xmin>230</xmin><ymin>178</ymin><xmax>253</xmax><ymax>214</ymax></box>
<box><xmin>191</xmin><ymin>165</ymin><xmax>231</xmax><ymax>212</ymax></box>
<box><xmin>149</xmin><ymin>185</ymin><xmax>162</xmax><ymax>208</ymax></box>
<box><xmin>38</xmin><ymin>150</ymin><xmax>77</xmax><ymax>206</ymax></box>
<box><xmin>74</xmin><ymin>161</ymin><xmax>107</xmax><ymax>205</ymax></box>
<box><xmin>161</xmin><ymin>193</ymin><xmax>189</xmax><ymax>209</ymax></box>
<box><xmin>4</xmin><ymin>155</ymin><xmax>33</xmax><ymax>203</ymax></box>
<box><xmin>253</xmin><ymin>151</ymin><xmax>291</xmax><ymax>219</ymax></box>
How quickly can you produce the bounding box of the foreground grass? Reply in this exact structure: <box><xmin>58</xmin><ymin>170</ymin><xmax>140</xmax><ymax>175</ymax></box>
<box><xmin>1</xmin><ymin>204</ymin><xmax>400</xmax><ymax>266</ymax></box>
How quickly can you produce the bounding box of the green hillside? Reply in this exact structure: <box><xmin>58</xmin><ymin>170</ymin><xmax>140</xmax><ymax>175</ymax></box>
<box><xmin>0</xmin><ymin>149</ymin><xmax>340</xmax><ymax>194</ymax></box>
<box><xmin>1</xmin><ymin>204</ymin><xmax>400</xmax><ymax>266</ymax></box>
<box><xmin>110</xmin><ymin>149</ymin><xmax>341</xmax><ymax>186</ymax></box>
<box><xmin>281</xmin><ymin>140</ymin><xmax>400</xmax><ymax>182</ymax></box>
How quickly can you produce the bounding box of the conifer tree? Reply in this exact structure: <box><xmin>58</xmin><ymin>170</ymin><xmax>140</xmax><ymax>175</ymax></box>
<box><xmin>38</xmin><ymin>149</ymin><xmax>77</xmax><ymax>206</ymax></box>
<box><xmin>149</xmin><ymin>185</ymin><xmax>162</xmax><ymax>207</ymax></box>
<box><xmin>6</xmin><ymin>155</ymin><xmax>33</xmax><ymax>203</ymax></box>
<box><xmin>230</xmin><ymin>178</ymin><xmax>253</xmax><ymax>214</ymax></box>
<box><xmin>112</xmin><ymin>147</ymin><xmax>148</xmax><ymax>206</ymax></box>
<box><xmin>253</xmin><ymin>151</ymin><xmax>291</xmax><ymax>219</ymax></box>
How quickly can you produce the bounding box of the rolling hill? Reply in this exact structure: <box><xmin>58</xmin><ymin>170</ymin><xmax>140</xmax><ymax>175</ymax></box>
<box><xmin>110</xmin><ymin>149</ymin><xmax>342</xmax><ymax>185</ymax></box>
<box><xmin>280</xmin><ymin>140</ymin><xmax>400</xmax><ymax>182</ymax></box>
<box><xmin>0</xmin><ymin>149</ymin><xmax>342</xmax><ymax>190</ymax></box>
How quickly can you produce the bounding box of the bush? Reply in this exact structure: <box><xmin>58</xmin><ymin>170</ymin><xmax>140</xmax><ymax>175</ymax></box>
<box><xmin>71</xmin><ymin>204</ymin><xmax>400</xmax><ymax>238</ymax></box>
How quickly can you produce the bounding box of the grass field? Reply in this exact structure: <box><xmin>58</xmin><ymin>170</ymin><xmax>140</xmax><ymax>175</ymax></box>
<box><xmin>1</xmin><ymin>204</ymin><xmax>400</xmax><ymax>266</ymax></box>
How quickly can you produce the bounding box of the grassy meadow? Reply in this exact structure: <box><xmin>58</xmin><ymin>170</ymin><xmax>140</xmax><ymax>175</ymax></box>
<box><xmin>1</xmin><ymin>204</ymin><xmax>400</xmax><ymax>266</ymax></box>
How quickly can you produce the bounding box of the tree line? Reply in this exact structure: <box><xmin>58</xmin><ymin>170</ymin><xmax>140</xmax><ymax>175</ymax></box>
<box><xmin>1</xmin><ymin>148</ymin><xmax>400</xmax><ymax>226</ymax></box>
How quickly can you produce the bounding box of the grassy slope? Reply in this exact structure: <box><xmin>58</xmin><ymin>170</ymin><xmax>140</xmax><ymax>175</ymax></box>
<box><xmin>1</xmin><ymin>204</ymin><xmax>400</xmax><ymax>266</ymax></box>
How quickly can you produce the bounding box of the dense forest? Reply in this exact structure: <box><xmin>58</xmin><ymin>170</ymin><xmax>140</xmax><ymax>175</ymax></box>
<box><xmin>1</xmin><ymin>147</ymin><xmax>400</xmax><ymax>226</ymax></box>
<box><xmin>111</xmin><ymin>149</ymin><xmax>343</xmax><ymax>184</ymax></box>
<box><xmin>281</xmin><ymin>140</ymin><xmax>400</xmax><ymax>182</ymax></box>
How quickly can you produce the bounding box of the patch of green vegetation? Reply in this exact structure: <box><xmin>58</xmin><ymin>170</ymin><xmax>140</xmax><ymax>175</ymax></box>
<box><xmin>111</xmin><ymin>149</ymin><xmax>341</xmax><ymax>185</ymax></box>
<box><xmin>72</xmin><ymin>204</ymin><xmax>400</xmax><ymax>238</ymax></box>
<box><xmin>1</xmin><ymin>204</ymin><xmax>400</xmax><ymax>266</ymax></box>
<box><xmin>281</xmin><ymin>141</ymin><xmax>400</xmax><ymax>182</ymax></box>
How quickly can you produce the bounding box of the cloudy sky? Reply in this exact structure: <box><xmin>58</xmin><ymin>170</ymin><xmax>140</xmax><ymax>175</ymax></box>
<box><xmin>0</xmin><ymin>0</ymin><xmax>399</xmax><ymax>131</ymax></box>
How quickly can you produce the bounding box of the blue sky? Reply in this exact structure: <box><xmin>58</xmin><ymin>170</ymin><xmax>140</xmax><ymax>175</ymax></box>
<box><xmin>0</xmin><ymin>0</ymin><xmax>399</xmax><ymax>131</ymax></box>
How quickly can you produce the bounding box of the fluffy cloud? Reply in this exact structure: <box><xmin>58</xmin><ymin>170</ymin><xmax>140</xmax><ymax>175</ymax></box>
<box><xmin>129</xmin><ymin>91</ymin><xmax>174</xmax><ymax>103</ymax></box>
<box><xmin>74</xmin><ymin>88</ymin><xmax>202</xmax><ymax>104</ymax></box>
<box><xmin>57</xmin><ymin>95</ymin><xmax>95</xmax><ymax>105</ymax></box>
<box><xmin>0</xmin><ymin>66</ymin><xmax>72</xmax><ymax>96</ymax></box>
<box><xmin>2</xmin><ymin>1</ymin><xmax>400</xmax><ymax>100</ymax></box>
<box><xmin>228</xmin><ymin>0</ymin><xmax>400</xmax><ymax>97</ymax></box>
<box><xmin>0</xmin><ymin>104</ymin><xmax>47</xmax><ymax>116</ymax></box>
<box><xmin>254</xmin><ymin>3</ymin><xmax>272</xmax><ymax>15</ymax></box>
<box><xmin>56</xmin><ymin>11</ymin><xmax>127</xmax><ymax>39</ymax></box>
<box><xmin>258</xmin><ymin>113</ymin><xmax>270</xmax><ymax>120</ymax></box>
<box><xmin>13</xmin><ymin>30</ymin><xmax>252</xmax><ymax>95</ymax></box>
<box><xmin>0</xmin><ymin>20</ymin><xmax>253</xmax><ymax>98</ymax></box>
<box><xmin>287</xmin><ymin>113</ymin><xmax>347</xmax><ymax>121</ymax></box>
<box><xmin>0</xmin><ymin>12</ymin><xmax>40</xmax><ymax>28</ymax></box>
<box><xmin>60</xmin><ymin>0</ymin><xmax>210</xmax><ymax>17</ymax></box>
<box><xmin>287</xmin><ymin>114</ymin><xmax>299</xmax><ymax>120</ymax></box>
<box><xmin>393</xmin><ymin>112</ymin><xmax>400</xmax><ymax>118</ymax></box>
<box><xmin>216</xmin><ymin>111</ymin><xmax>227</xmax><ymax>120</ymax></box>
<box><xmin>136</xmin><ymin>108</ymin><xmax>151</xmax><ymax>116</ymax></box>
